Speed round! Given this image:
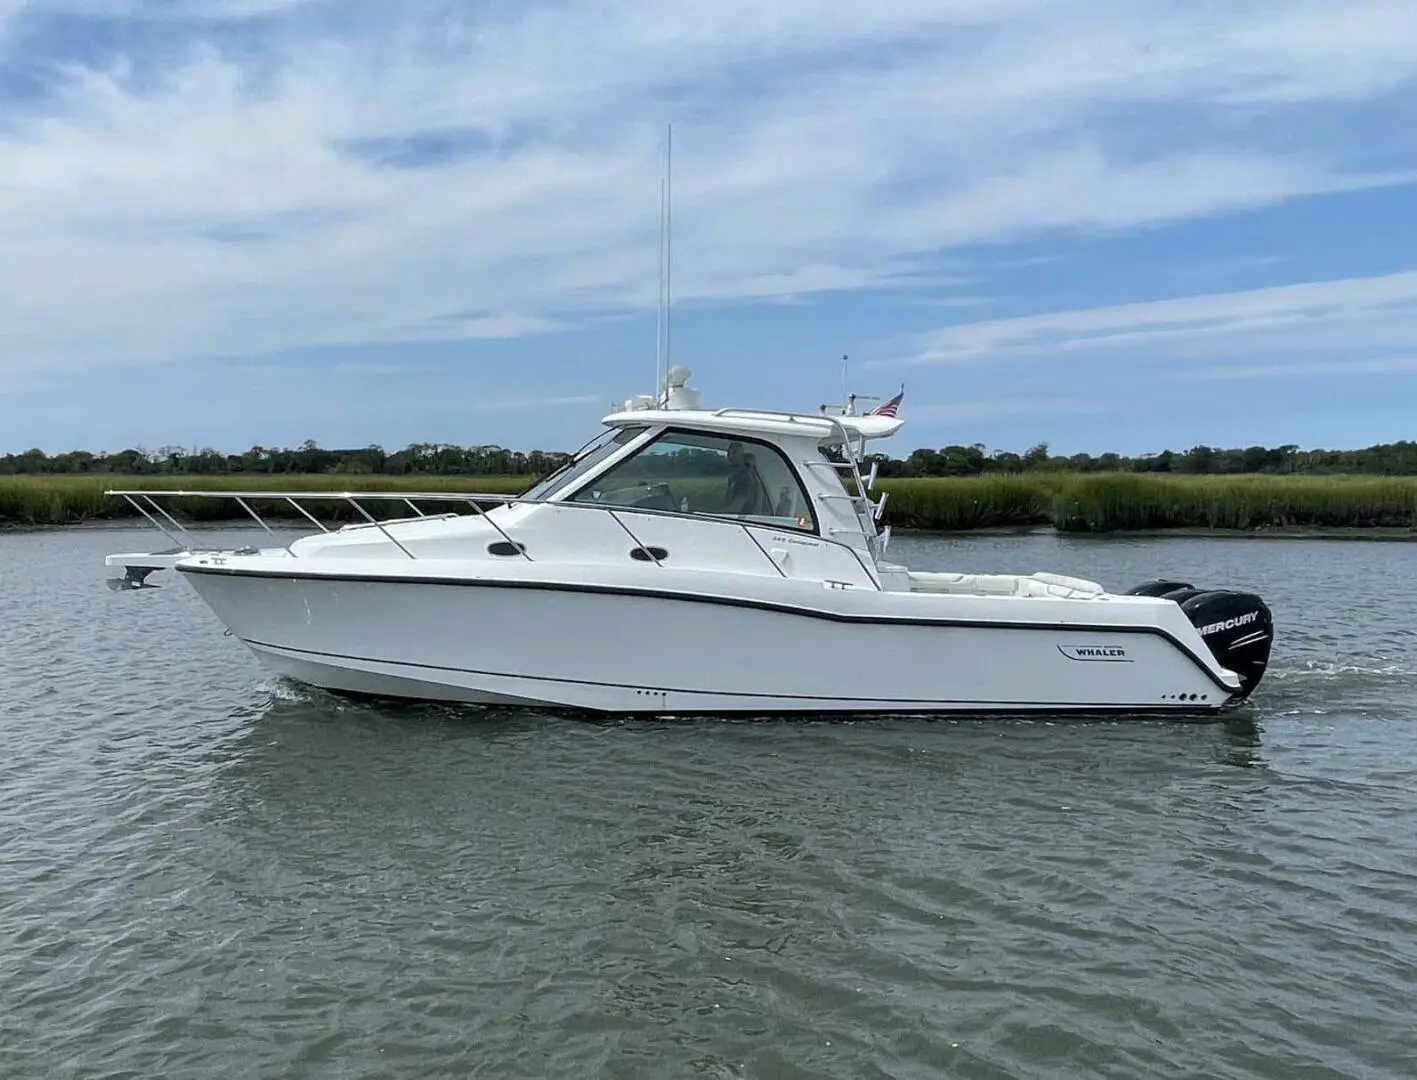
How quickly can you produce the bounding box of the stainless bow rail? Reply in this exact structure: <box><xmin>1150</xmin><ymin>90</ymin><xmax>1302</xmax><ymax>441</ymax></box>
<box><xmin>107</xmin><ymin>487</ymin><xmax>529</xmax><ymax>563</ymax></box>
<box><xmin>104</xmin><ymin>487</ymin><xmax>885</xmax><ymax>588</ymax></box>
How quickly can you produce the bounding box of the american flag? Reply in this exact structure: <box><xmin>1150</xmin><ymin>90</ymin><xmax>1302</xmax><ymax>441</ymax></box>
<box><xmin>867</xmin><ymin>388</ymin><xmax>903</xmax><ymax>417</ymax></box>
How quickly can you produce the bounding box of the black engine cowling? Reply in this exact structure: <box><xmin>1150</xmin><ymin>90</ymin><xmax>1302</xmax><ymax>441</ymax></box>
<box><xmin>1125</xmin><ymin>580</ymin><xmax>1274</xmax><ymax>699</ymax></box>
<box><xmin>1179</xmin><ymin>590</ymin><xmax>1273</xmax><ymax>698</ymax></box>
<box><xmin>1124</xmin><ymin>579</ymin><xmax>1194</xmax><ymax>597</ymax></box>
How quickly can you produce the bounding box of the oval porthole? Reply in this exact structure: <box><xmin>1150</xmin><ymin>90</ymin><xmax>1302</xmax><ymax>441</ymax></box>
<box><xmin>487</xmin><ymin>540</ymin><xmax>527</xmax><ymax>557</ymax></box>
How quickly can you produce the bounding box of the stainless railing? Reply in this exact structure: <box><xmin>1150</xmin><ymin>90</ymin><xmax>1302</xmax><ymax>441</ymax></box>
<box><xmin>104</xmin><ymin>488</ymin><xmax>885</xmax><ymax>588</ymax></box>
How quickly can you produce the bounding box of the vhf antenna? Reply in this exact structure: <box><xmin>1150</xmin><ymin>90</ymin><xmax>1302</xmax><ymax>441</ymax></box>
<box><xmin>655</xmin><ymin>175</ymin><xmax>665</xmax><ymax>403</ymax></box>
<box><xmin>653</xmin><ymin>123</ymin><xmax>674</xmax><ymax>406</ymax></box>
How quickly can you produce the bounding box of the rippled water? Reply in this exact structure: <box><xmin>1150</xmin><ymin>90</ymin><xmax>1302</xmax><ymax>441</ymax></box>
<box><xmin>3</xmin><ymin>524</ymin><xmax>1416</xmax><ymax>1078</ymax></box>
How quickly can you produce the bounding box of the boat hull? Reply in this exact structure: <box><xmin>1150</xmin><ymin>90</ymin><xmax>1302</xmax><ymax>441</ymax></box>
<box><xmin>177</xmin><ymin>561</ymin><xmax>1247</xmax><ymax>716</ymax></box>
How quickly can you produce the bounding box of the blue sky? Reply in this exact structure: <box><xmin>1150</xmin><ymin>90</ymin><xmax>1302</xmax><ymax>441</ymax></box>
<box><xmin>3</xmin><ymin>0</ymin><xmax>1417</xmax><ymax>461</ymax></box>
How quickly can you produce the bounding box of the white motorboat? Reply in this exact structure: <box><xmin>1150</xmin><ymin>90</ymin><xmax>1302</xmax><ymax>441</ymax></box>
<box><xmin>103</xmin><ymin>367</ymin><xmax>1274</xmax><ymax>716</ymax></box>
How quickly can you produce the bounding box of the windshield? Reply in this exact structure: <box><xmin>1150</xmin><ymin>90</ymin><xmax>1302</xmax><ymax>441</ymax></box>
<box><xmin>565</xmin><ymin>428</ymin><xmax>818</xmax><ymax>532</ymax></box>
<box><xmin>518</xmin><ymin>425</ymin><xmax>648</xmax><ymax>501</ymax></box>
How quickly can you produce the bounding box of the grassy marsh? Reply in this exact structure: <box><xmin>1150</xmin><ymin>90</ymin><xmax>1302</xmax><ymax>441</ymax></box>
<box><xmin>4</xmin><ymin>471</ymin><xmax>1417</xmax><ymax>534</ymax></box>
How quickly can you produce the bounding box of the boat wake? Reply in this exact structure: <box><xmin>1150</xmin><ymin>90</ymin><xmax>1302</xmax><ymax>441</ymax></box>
<box><xmin>1249</xmin><ymin>656</ymin><xmax>1417</xmax><ymax>722</ymax></box>
<box><xmin>1268</xmin><ymin>657</ymin><xmax>1417</xmax><ymax>682</ymax></box>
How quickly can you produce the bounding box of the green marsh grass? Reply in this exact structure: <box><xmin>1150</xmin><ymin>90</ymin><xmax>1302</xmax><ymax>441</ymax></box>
<box><xmin>874</xmin><ymin>472</ymin><xmax>1417</xmax><ymax>532</ymax></box>
<box><xmin>4</xmin><ymin>471</ymin><xmax>1417</xmax><ymax>533</ymax></box>
<box><xmin>0</xmin><ymin>473</ymin><xmax>533</xmax><ymax>528</ymax></box>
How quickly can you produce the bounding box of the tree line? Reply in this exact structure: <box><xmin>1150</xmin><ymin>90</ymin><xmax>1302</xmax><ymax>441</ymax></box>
<box><xmin>866</xmin><ymin>440</ymin><xmax>1417</xmax><ymax>477</ymax></box>
<box><xmin>0</xmin><ymin>441</ymin><xmax>573</xmax><ymax>477</ymax></box>
<box><xmin>4</xmin><ymin>436</ymin><xmax>1417</xmax><ymax>478</ymax></box>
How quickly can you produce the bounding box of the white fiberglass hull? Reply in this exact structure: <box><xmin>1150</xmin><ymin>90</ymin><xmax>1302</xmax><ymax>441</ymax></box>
<box><xmin>175</xmin><ymin>557</ymin><xmax>1253</xmax><ymax>716</ymax></box>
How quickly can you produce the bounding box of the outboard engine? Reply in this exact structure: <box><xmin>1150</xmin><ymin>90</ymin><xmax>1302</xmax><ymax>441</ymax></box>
<box><xmin>1125</xmin><ymin>580</ymin><xmax>1275</xmax><ymax>699</ymax></box>
<box><xmin>1124</xmin><ymin>579</ymin><xmax>1193</xmax><ymax>597</ymax></box>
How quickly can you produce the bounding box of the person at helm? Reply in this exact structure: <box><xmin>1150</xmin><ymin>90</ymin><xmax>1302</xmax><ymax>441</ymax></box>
<box><xmin>725</xmin><ymin>441</ymin><xmax>768</xmax><ymax>516</ymax></box>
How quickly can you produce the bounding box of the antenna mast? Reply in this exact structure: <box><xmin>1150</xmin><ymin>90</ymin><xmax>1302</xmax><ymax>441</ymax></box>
<box><xmin>655</xmin><ymin>176</ymin><xmax>665</xmax><ymax>401</ymax></box>
<box><xmin>665</xmin><ymin>122</ymin><xmax>673</xmax><ymax>397</ymax></box>
<box><xmin>652</xmin><ymin>123</ymin><xmax>674</xmax><ymax>406</ymax></box>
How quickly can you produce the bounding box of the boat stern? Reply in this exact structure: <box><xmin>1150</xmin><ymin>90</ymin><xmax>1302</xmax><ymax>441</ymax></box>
<box><xmin>1126</xmin><ymin>579</ymin><xmax>1275</xmax><ymax>701</ymax></box>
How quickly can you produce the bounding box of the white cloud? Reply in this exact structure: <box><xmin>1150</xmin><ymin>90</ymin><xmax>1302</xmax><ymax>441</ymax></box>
<box><xmin>1180</xmin><ymin>355</ymin><xmax>1417</xmax><ymax>381</ymax></box>
<box><xmin>0</xmin><ymin>0</ymin><xmax>1415</xmax><ymax>379</ymax></box>
<box><xmin>906</xmin><ymin>398</ymin><xmax>1111</xmax><ymax>423</ymax></box>
<box><xmin>897</xmin><ymin>269</ymin><xmax>1417</xmax><ymax>371</ymax></box>
<box><xmin>466</xmin><ymin>393</ymin><xmax>603</xmax><ymax>413</ymax></box>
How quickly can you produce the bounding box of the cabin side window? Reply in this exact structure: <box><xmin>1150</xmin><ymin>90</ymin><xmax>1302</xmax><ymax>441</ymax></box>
<box><xmin>566</xmin><ymin>429</ymin><xmax>818</xmax><ymax>532</ymax></box>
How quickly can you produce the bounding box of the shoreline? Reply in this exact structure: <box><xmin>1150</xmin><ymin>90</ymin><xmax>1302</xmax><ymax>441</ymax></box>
<box><xmin>9</xmin><ymin>516</ymin><xmax>1416</xmax><ymax>542</ymax></box>
<box><xmin>906</xmin><ymin>524</ymin><xmax>1417</xmax><ymax>541</ymax></box>
<box><xmin>7</xmin><ymin>472</ymin><xmax>1417</xmax><ymax>537</ymax></box>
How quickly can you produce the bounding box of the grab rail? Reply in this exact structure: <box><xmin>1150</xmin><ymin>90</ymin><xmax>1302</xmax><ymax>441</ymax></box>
<box><xmin>104</xmin><ymin>488</ymin><xmax>885</xmax><ymax>589</ymax></box>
